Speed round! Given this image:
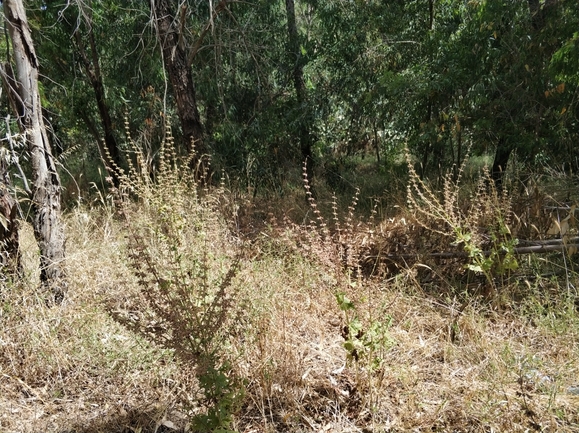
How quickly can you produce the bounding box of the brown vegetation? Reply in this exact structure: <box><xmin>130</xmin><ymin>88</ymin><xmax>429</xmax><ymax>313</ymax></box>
<box><xmin>1</xmin><ymin>147</ymin><xmax>579</xmax><ymax>432</ymax></box>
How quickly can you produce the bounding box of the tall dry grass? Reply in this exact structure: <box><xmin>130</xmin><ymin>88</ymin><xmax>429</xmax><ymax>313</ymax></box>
<box><xmin>1</xmin><ymin>144</ymin><xmax>579</xmax><ymax>432</ymax></box>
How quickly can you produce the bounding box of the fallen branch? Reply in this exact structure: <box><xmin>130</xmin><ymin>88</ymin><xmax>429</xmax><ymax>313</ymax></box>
<box><xmin>517</xmin><ymin>236</ymin><xmax>579</xmax><ymax>247</ymax></box>
<box><xmin>367</xmin><ymin>237</ymin><xmax>579</xmax><ymax>261</ymax></box>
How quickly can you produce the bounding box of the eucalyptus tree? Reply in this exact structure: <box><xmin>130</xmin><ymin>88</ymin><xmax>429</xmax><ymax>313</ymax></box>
<box><xmin>30</xmin><ymin>1</ymin><xmax>166</xmax><ymax>191</ymax></box>
<box><xmin>6</xmin><ymin>0</ymin><xmax>574</xmax><ymax>207</ymax></box>
<box><xmin>310</xmin><ymin>0</ymin><xmax>578</xmax><ymax>185</ymax></box>
<box><xmin>149</xmin><ymin>0</ymin><xmax>275</xmax><ymax>174</ymax></box>
<box><xmin>454</xmin><ymin>0</ymin><xmax>579</xmax><ymax>185</ymax></box>
<box><xmin>1</xmin><ymin>0</ymin><xmax>66</xmax><ymax>302</ymax></box>
<box><xmin>308</xmin><ymin>1</ymin><xmax>410</xmax><ymax>162</ymax></box>
<box><xmin>68</xmin><ymin>2</ymin><xmax>123</xmax><ymax>183</ymax></box>
<box><xmin>151</xmin><ymin>0</ymin><xmax>206</xmax><ymax>158</ymax></box>
<box><xmin>181</xmin><ymin>0</ymin><xmax>314</xmax><ymax>190</ymax></box>
<box><xmin>40</xmin><ymin>0</ymin><xmax>127</xmax><ymax>184</ymax></box>
<box><xmin>405</xmin><ymin>0</ymin><xmax>579</xmax><ymax>182</ymax></box>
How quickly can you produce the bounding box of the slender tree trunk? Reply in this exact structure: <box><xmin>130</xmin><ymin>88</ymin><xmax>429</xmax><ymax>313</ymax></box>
<box><xmin>420</xmin><ymin>1</ymin><xmax>435</xmax><ymax>180</ymax></box>
<box><xmin>152</xmin><ymin>0</ymin><xmax>205</xmax><ymax>159</ymax></box>
<box><xmin>285</xmin><ymin>0</ymin><xmax>314</xmax><ymax>186</ymax></box>
<box><xmin>373</xmin><ymin>122</ymin><xmax>380</xmax><ymax>165</ymax></box>
<box><xmin>491</xmin><ymin>138</ymin><xmax>512</xmax><ymax>190</ymax></box>
<box><xmin>454</xmin><ymin>115</ymin><xmax>462</xmax><ymax>181</ymax></box>
<box><xmin>4</xmin><ymin>0</ymin><xmax>67</xmax><ymax>302</ymax></box>
<box><xmin>419</xmin><ymin>101</ymin><xmax>433</xmax><ymax>179</ymax></box>
<box><xmin>72</xmin><ymin>14</ymin><xmax>122</xmax><ymax>186</ymax></box>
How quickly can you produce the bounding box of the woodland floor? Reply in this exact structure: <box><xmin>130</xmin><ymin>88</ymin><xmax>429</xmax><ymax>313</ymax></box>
<box><xmin>2</xmin><ymin>170</ymin><xmax>579</xmax><ymax>433</ymax></box>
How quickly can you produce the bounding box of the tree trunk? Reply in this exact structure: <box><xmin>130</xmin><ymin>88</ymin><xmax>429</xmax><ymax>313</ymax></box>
<box><xmin>373</xmin><ymin>122</ymin><xmax>381</xmax><ymax>165</ymax></box>
<box><xmin>152</xmin><ymin>0</ymin><xmax>205</xmax><ymax>160</ymax></box>
<box><xmin>4</xmin><ymin>0</ymin><xmax>67</xmax><ymax>302</ymax></box>
<box><xmin>454</xmin><ymin>115</ymin><xmax>462</xmax><ymax>182</ymax></box>
<box><xmin>419</xmin><ymin>101</ymin><xmax>433</xmax><ymax>179</ymax></box>
<box><xmin>72</xmin><ymin>14</ymin><xmax>122</xmax><ymax>186</ymax></box>
<box><xmin>285</xmin><ymin>0</ymin><xmax>313</xmax><ymax>185</ymax></box>
<box><xmin>491</xmin><ymin>138</ymin><xmax>512</xmax><ymax>190</ymax></box>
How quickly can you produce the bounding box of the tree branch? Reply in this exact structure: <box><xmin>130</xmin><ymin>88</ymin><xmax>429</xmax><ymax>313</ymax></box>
<box><xmin>187</xmin><ymin>0</ymin><xmax>232</xmax><ymax>68</ymax></box>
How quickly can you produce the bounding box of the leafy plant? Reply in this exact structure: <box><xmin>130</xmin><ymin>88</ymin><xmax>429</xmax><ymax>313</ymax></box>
<box><xmin>191</xmin><ymin>363</ymin><xmax>244</xmax><ymax>433</ymax></box>
<box><xmin>336</xmin><ymin>291</ymin><xmax>394</xmax><ymax>371</ymax></box>
<box><xmin>454</xmin><ymin>218</ymin><xmax>519</xmax><ymax>283</ymax></box>
<box><xmin>112</xmin><ymin>126</ymin><xmax>245</xmax><ymax>432</ymax></box>
<box><xmin>407</xmin><ymin>153</ymin><xmax>519</xmax><ymax>293</ymax></box>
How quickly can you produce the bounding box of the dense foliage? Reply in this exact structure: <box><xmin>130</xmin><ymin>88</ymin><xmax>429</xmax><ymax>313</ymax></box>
<box><xmin>1</xmin><ymin>0</ymin><xmax>576</xmax><ymax>198</ymax></box>
<box><xmin>2</xmin><ymin>2</ymin><xmax>579</xmax><ymax>432</ymax></box>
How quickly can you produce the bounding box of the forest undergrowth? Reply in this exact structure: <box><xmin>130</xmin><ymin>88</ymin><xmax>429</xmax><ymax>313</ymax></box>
<box><xmin>1</xmin><ymin>144</ymin><xmax>579</xmax><ymax>432</ymax></box>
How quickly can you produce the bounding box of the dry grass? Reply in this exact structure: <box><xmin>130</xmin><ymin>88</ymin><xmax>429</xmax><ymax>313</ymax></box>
<box><xmin>0</xmin><ymin>211</ymin><xmax>187</xmax><ymax>433</ymax></box>
<box><xmin>1</xmin><ymin>160</ymin><xmax>579</xmax><ymax>432</ymax></box>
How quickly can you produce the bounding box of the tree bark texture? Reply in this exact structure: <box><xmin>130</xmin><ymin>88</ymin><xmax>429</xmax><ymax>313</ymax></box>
<box><xmin>153</xmin><ymin>0</ymin><xmax>205</xmax><ymax>158</ymax></box>
<box><xmin>491</xmin><ymin>138</ymin><xmax>512</xmax><ymax>190</ymax></box>
<box><xmin>4</xmin><ymin>0</ymin><xmax>67</xmax><ymax>302</ymax></box>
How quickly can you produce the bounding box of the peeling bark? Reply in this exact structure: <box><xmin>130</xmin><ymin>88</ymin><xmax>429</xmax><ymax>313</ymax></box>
<box><xmin>4</xmin><ymin>0</ymin><xmax>66</xmax><ymax>302</ymax></box>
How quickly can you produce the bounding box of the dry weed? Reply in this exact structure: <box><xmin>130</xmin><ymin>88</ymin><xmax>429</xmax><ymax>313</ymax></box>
<box><xmin>1</xmin><ymin>156</ymin><xmax>579</xmax><ymax>432</ymax></box>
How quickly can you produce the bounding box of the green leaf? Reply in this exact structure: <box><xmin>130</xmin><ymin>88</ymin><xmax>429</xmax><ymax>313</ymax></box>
<box><xmin>467</xmin><ymin>264</ymin><xmax>483</xmax><ymax>273</ymax></box>
<box><xmin>336</xmin><ymin>292</ymin><xmax>355</xmax><ymax>311</ymax></box>
<box><xmin>349</xmin><ymin>317</ymin><xmax>363</xmax><ymax>333</ymax></box>
<box><xmin>343</xmin><ymin>340</ymin><xmax>356</xmax><ymax>352</ymax></box>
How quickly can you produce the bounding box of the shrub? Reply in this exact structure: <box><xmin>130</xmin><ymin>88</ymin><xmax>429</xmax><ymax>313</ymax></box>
<box><xmin>112</xmin><ymin>125</ymin><xmax>245</xmax><ymax>432</ymax></box>
<box><xmin>406</xmin><ymin>152</ymin><xmax>518</xmax><ymax>295</ymax></box>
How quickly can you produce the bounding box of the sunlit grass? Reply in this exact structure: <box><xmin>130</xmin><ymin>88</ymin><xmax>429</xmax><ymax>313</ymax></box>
<box><xmin>1</xmin><ymin>159</ymin><xmax>579</xmax><ymax>432</ymax></box>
